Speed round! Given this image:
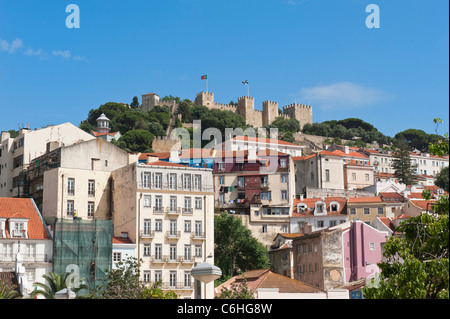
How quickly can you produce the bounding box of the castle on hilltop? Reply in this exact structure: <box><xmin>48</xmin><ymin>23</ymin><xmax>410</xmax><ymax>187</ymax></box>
<box><xmin>142</xmin><ymin>91</ymin><xmax>313</xmax><ymax>129</ymax></box>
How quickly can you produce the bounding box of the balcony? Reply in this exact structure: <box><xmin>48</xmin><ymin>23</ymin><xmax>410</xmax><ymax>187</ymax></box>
<box><xmin>149</xmin><ymin>255</ymin><xmax>167</xmax><ymax>264</ymax></box>
<box><xmin>160</xmin><ymin>282</ymin><xmax>194</xmax><ymax>290</ymax></box>
<box><xmin>165</xmin><ymin>255</ymin><xmax>181</xmax><ymax>264</ymax></box>
<box><xmin>153</xmin><ymin>207</ymin><xmax>164</xmax><ymax>215</ymax></box>
<box><xmin>140</xmin><ymin>230</ymin><xmax>155</xmax><ymax>239</ymax></box>
<box><xmin>11</xmin><ymin>229</ymin><xmax>27</xmax><ymax>238</ymax></box>
<box><xmin>166</xmin><ymin>231</ymin><xmax>181</xmax><ymax>240</ymax></box>
<box><xmin>182</xmin><ymin>208</ymin><xmax>193</xmax><ymax>215</ymax></box>
<box><xmin>179</xmin><ymin>256</ymin><xmax>196</xmax><ymax>264</ymax></box>
<box><xmin>191</xmin><ymin>232</ymin><xmax>206</xmax><ymax>241</ymax></box>
<box><xmin>167</xmin><ymin>207</ymin><xmax>181</xmax><ymax>216</ymax></box>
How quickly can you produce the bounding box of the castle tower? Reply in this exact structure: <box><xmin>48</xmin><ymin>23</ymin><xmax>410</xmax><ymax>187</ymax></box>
<box><xmin>282</xmin><ymin>103</ymin><xmax>313</xmax><ymax>130</ymax></box>
<box><xmin>238</xmin><ymin>96</ymin><xmax>255</xmax><ymax>125</ymax></box>
<box><xmin>142</xmin><ymin>93</ymin><xmax>160</xmax><ymax>111</ymax></box>
<box><xmin>96</xmin><ymin>113</ymin><xmax>111</xmax><ymax>134</ymax></box>
<box><xmin>194</xmin><ymin>91</ymin><xmax>214</xmax><ymax>107</ymax></box>
<box><xmin>262</xmin><ymin>100</ymin><xmax>279</xmax><ymax>126</ymax></box>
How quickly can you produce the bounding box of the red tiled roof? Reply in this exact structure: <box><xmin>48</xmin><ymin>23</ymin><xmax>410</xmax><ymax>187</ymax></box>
<box><xmin>410</xmin><ymin>199</ymin><xmax>437</xmax><ymax>211</ymax></box>
<box><xmin>0</xmin><ymin>198</ymin><xmax>50</xmax><ymax>240</ymax></box>
<box><xmin>112</xmin><ymin>237</ymin><xmax>134</xmax><ymax>244</ymax></box>
<box><xmin>91</xmin><ymin>131</ymin><xmax>119</xmax><ymax>137</ymax></box>
<box><xmin>348</xmin><ymin>196</ymin><xmax>382</xmax><ymax>203</ymax></box>
<box><xmin>139</xmin><ymin>152</ymin><xmax>171</xmax><ymax>160</ymax></box>
<box><xmin>321</xmin><ymin>149</ymin><xmax>368</xmax><ymax>159</ymax></box>
<box><xmin>292</xmin><ymin>197</ymin><xmax>347</xmax><ymax>217</ymax></box>
<box><xmin>292</xmin><ymin>154</ymin><xmax>315</xmax><ymax>161</ymax></box>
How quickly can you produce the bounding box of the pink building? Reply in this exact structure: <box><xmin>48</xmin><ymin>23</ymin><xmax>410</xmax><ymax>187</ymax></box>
<box><xmin>342</xmin><ymin>220</ymin><xmax>388</xmax><ymax>282</ymax></box>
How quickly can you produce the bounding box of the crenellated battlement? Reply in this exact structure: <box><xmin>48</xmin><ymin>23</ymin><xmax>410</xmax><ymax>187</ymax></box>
<box><xmin>282</xmin><ymin>103</ymin><xmax>312</xmax><ymax>111</ymax></box>
<box><xmin>142</xmin><ymin>90</ymin><xmax>312</xmax><ymax>129</ymax></box>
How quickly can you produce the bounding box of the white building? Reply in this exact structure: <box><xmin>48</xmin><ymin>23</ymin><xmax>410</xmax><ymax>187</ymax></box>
<box><xmin>0</xmin><ymin>197</ymin><xmax>53</xmax><ymax>297</ymax></box>
<box><xmin>221</xmin><ymin>136</ymin><xmax>304</xmax><ymax>157</ymax></box>
<box><xmin>111</xmin><ymin>159</ymin><xmax>215</xmax><ymax>299</ymax></box>
<box><xmin>0</xmin><ymin>123</ymin><xmax>96</xmax><ymax>197</ymax></box>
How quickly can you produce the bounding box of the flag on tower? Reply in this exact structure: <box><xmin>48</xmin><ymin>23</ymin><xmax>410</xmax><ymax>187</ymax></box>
<box><xmin>201</xmin><ymin>75</ymin><xmax>207</xmax><ymax>80</ymax></box>
<box><xmin>242</xmin><ymin>80</ymin><xmax>248</xmax><ymax>85</ymax></box>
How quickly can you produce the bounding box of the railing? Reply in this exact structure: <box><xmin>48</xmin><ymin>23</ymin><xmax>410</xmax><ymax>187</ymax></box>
<box><xmin>182</xmin><ymin>208</ymin><xmax>193</xmax><ymax>215</ymax></box>
<box><xmin>140</xmin><ymin>230</ymin><xmax>155</xmax><ymax>239</ymax></box>
<box><xmin>0</xmin><ymin>254</ymin><xmax>50</xmax><ymax>263</ymax></box>
<box><xmin>11</xmin><ymin>230</ymin><xmax>27</xmax><ymax>238</ymax></box>
<box><xmin>166</xmin><ymin>207</ymin><xmax>181</xmax><ymax>215</ymax></box>
<box><xmin>160</xmin><ymin>282</ymin><xmax>194</xmax><ymax>290</ymax></box>
<box><xmin>153</xmin><ymin>206</ymin><xmax>164</xmax><ymax>214</ymax></box>
<box><xmin>165</xmin><ymin>231</ymin><xmax>181</xmax><ymax>239</ymax></box>
<box><xmin>138</xmin><ymin>182</ymin><xmax>214</xmax><ymax>193</ymax></box>
<box><xmin>191</xmin><ymin>232</ymin><xmax>206</xmax><ymax>240</ymax></box>
<box><xmin>149</xmin><ymin>255</ymin><xmax>167</xmax><ymax>263</ymax></box>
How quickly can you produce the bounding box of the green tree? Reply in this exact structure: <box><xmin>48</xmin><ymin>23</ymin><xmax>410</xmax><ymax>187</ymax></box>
<box><xmin>215</xmin><ymin>274</ymin><xmax>255</xmax><ymax>299</ymax></box>
<box><xmin>30</xmin><ymin>272</ymin><xmax>88</xmax><ymax>299</ymax></box>
<box><xmin>130</xmin><ymin>96</ymin><xmax>140</xmax><ymax>108</ymax></box>
<box><xmin>435</xmin><ymin>166</ymin><xmax>449</xmax><ymax>193</ymax></box>
<box><xmin>93</xmin><ymin>257</ymin><xmax>177</xmax><ymax>299</ymax></box>
<box><xmin>118</xmin><ymin>129</ymin><xmax>154</xmax><ymax>153</ymax></box>
<box><xmin>391</xmin><ymin>139</ymin><xmax>418</xmax><ymax>185</ymax></box>
<box><xmin>363</xmin><ymin>120</ymin><xmax>449</xmax><ymax>299</ymax></box>
<box><xmin>0</xmin><ymin>281</ymin><xmax>21</xmax><ymax>299</ymax></box>
<box><xmin>215</xmin><ymin>212</ymin><xmax>270</xmax><ymax>278</ymax></box>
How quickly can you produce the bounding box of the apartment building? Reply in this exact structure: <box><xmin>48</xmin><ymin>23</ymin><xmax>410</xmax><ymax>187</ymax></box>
<box><xmin>290</xmin><ymin>197</ymin><xmax>348</xmax><ymax>233</ymax></box>
<box><xmin>213</xmin><ymin>149</ymin><xmax>295</xmax><ymax>247</ymax></box>
<box><xmin>0</xmin><ymin>197</ymin><xmax>53</xmax><ymax>297</ymax></box>
<box><xmin>294</xmin><ymin>146</ymin><xmax>373</xmax><ymax>196</ymax></box>
<box><xmin>347</xmin><ymin>196</ymin><xmax>386</xmax><ymax>224</ymax></box>
<box><xmin>0</xmin><ymin>123</ymin><xmax>96</xmax><ymax>198</ymax></box>
<box><xmin>22</xmin><ymin>138</ymin><xmax>132</xmax><ymax>222</ymax></box>
<box><xmin>221</xmin><ymin>135</ymin><xmax>304</xmax><ymax>157</ymax></box>
<box><xmin>111</xmin><ymin>160</ymin><xmax>215</xmax><ymax>299</ymax></box>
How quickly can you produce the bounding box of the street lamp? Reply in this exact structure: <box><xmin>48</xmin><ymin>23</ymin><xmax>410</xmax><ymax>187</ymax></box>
<box><xmin>191</xmin><ymin>257</ymin><xmax>222</xmax><ymax>299</ymax></box>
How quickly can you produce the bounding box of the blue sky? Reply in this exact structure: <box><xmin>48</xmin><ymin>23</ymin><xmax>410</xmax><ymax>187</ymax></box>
<box><xmin>0</xmin><ymin>0</ymin><xmax>448</xmax><ymax>138</ymax></box>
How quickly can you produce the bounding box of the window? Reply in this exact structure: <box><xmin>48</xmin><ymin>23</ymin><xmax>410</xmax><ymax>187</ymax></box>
<box><xmin>67</xmin><ymin>200</ymin><xmax>74</xmax><ymax>217</ymax></box>
<box><xmin>184</xmin><ymin>197</ymin><xmax>192</xmax><ymax>209</ymax></box>
<box><xmin>195</xmin><ymin>221</ymin><xmax>202</xmax><ymax>236</ymax></box>
<box><xmin>184</xmin><ymin>245</ymin><xmax>191</xmax><ymax>260</ymax></box>
<box><xmin>88</xmin><ymin>202</ymin><xmax>95</xmax><ymax>218</ymax></box>
<box><xmin>169</xmin><ymin>271</ymin><xmax>177</xmax><ymax>287</ymax></box>
<box><xmin>143</xmin><ymin>195</ymin><xmax>151</xmax><ymax>208</ymax></box>
<box><xmin>281</xmin><ymin>174</ymin><xmax>287</xmax><ymax>183</ymax></box>
<box><xmin>195</xmin><ymin>197</ymin><xmax>202</xmax><ymax>209</ymax></box>
<box><xmin>183</xmin><ymin>174</ymin><xmax>191</xmax><ymax>189</ymax></box>
<box><xmin>143</xmin><ymin>271</ymin><xmax>151</xmax><ymax>283</ymax></box>
<box><xmin>88</xmin><ymin>180</ymin><xmax>95</xmax><ymax>196</ymax></box>
<box><xmin>154</xmin><ymin>173</ymin><xmax>162</xmax><ymax>189</ymax></box>
<box><xmin>261</xmin><ymin>191</ymin><xmax>271</xmax><ymax>200</ymax></box>
<box><xmin>311</xmin><ymin>171</ymin><xmax>314</xmax><ymax>181</ymax></box>
<box><xmin>369</xmin><ymin>242</ymin><xmax>375</xmax><ymax>250</ymax></box>
<box><xmin>365</xmin><ymin>174</ymin><xmax>370</xmax><ymax>181</ymax></box>
<box><xmin>219</xmin><ymin>176</ymin><xmax>225</xmax><ymax>185</ymax></box>
<box><xmin>219</xmin><ymin>193</ymin><xmax>225</xmax><ymax>203</ymax></box>
<box><xmin>113</xmin><ymin>252</ymin><xmax>121</xmax><ymax>262</ymax></box>
<box><xmin>330</xmin><ymin>202</ymin><xmax>339</xmax><ymax>212</ymax></box>
<box><xmin>184</xmin><ymin>220</ymin><xmax>191</xmax><ymax>233</ymax></box>
<box><xmin>377</xmin><ymin>207</ymin><xmax>383</xmax><ymax>215</ymax></box>
<box><xmin>364</xmin><ymin>207</ymin><xmax>370</xmax><ymax>215</ymax></box>
<box><xmin>184</xmin><ymin>271</ymin><xmax>192</xmax><ymax>287</ymax></box>
<box><xmin>143</xmin><ymin>244</ymin><xmax>151</xmax><ymax>256</ymax></box>
<box><xmin>350</xmin><ymin>208</ymin><xmax>356</xmax><ymax>215</ymax></box>
<box><xmin>155</xmin><ymin>270</ymin><xmax>162</xmax><ymax>284</ymax></box>
<box><xmin>155</xmin><ymin>219</ymin><xmax>162</xmax><ymax>232</ymax></box>
<box><xmin>352</xmin><ymin>173</ymin><xmax>356</xmax><ymax>181</ymax></box>
<box><xmin>238</xmin><ymin>176</ymin><xmax>244</xmax><ymax>187</ymax></box>
<box><xmin>143</xmin><ymin>172</ymin><xmax>151</xmax><ymax>188</ymax></box>
<box><xmin>13</xmin><ymin>155</ymin><xmax>23</xmax><ymax>169</ymax></box>
<box><xmin>143</xmin><ymin>219</ymin><xmax>151</xmax><ymax>235</ymax></box>
<box><xmin>169</xmin><ymin>244</ymin><xmax>177</xmax><ymax>260</ymax></box>
<box><xmin>317</xmin><ymin>220</ymin><xmax>324</xmax><ymax>228</ymax></box>
<box><xmin>262</xmin><ymin>225</ymin><xmax>268</xmax><ymax>233</ymax></box>
<box><xmin>281</xmin><ymin>190</ymin><xmax>287</xmax><ymax>200</ymax></box>
<box><xmin>194</xmin><ymin>175</ymin><xmax>202</xmax><ymax>190</ymax></box>
<box><xmin>217</xmin><ymin>162</ymin><xmax>224</xmax><ymax>171</ymax></box>
<box><xmin>169</xmin><ymin>173</ymin><xmax>177</xmax><ymax>190</ymax></box>
<box><xmin>280</xmin><ymin>159</ymin><xmax>287</xmax><ymax>168</ymax></box>
<box><xmin>194</xmin><ymin>245</ymin><xmax>202</xmax><ymax>257</ymax></box>
<box><xmin>155</xmin><ymin>196</ymin><xmax>162</xmax><ymax>210</ymax></box>
<box><xmin>325</xmin><ymin>169</ymin><xmax>330</xmax><ymax>182</ymax></box>
<box><xmin>154</xmin><ymin>244</ymin><xmax>162</xmax><ymax>260</ymax></box>
<box><xmin>67</xmin><ymin>178</ymin><xmax>75</xmax><ymax>195</ymax></box>
<box><xmin>169</xmin><ymin>220</ymin><xmax>177</xmax><ymax>236</ymax></box>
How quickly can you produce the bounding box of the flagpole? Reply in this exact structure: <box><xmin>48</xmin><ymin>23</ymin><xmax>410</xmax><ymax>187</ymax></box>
<box><xmin>206</xmin><ymin>79</ymin><xmax>208</xmax><ymax>93</ymax></box>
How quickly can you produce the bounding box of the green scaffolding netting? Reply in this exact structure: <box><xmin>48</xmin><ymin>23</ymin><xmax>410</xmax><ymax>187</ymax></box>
<box><xmin>52</xmin><ymin>218</ymin><xmax>113</xmax><ymax>292</ymax></box>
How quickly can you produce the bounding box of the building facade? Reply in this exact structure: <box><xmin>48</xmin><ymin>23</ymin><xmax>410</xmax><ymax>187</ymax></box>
<box><xmin>111</xmin><ymin>160</ymin><xmax>215</xmax><ymax>299</ymax></box>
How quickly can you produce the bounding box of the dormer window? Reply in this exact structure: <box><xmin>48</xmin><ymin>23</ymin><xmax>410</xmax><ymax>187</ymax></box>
<box><xmin>297</xmin><ymin>203</ymin><xmax>307</xmax><ymax>212</ymax></box>
<box><xmin>8</xmin><ymin>218</ymin><xmax>28</xmax><ymax>238</ymax></box>
<box><xmin>314</xmin><ymin>201</ymin><xmax>327</xmax><ymax>216</ymax></box>
<box><xmin>329</xmin><ymin>201</ymin><xmax>340</xmax><ymax>212</ymax></box>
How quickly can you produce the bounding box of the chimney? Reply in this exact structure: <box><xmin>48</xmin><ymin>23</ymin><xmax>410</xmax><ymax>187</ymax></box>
<box><xmin>248</xmin><ymin>148</ymin><xmax>257</xmax><ymax>161</ymax></box>
<box><xmin>344</xmin><ymin>146</ymin><xmax>349</xmax><ymax>154</ymax></box>
<box><xmin>302</xmin><ymin>222</ymin><xmax>312</xmax><ymax>235</ymax></box>
<box><xmin>169</xmin><ymin>150</ymin><xmax>180</xmax><ymax>163</ymax></box>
